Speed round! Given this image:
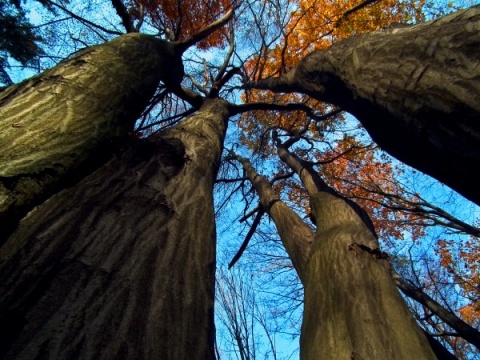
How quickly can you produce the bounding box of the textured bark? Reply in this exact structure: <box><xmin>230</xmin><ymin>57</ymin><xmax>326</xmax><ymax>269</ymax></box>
<box><xmin>253</xmin><ymin>6</ymin><xmax>480</xmax><ymax>205</ymax></box>
<box><xmin>0</xmin><ymin>33</ymin><xmax>183</xmax><ymax>241</ymax></box>
<box><xmin>0</xmin><ymin>99</ymin><xmax>229</xmax><ymax>360</ymax></box>
<box><xmin>274</xmin><ymin>145</ymin><xmax>436</xmax><ymax>359</ymax></box>
<box><xmin>302</xmin><ymin>192</ymin><xmax>436</xmax><ymax>360</ymax></box>
<box><xmin>241</xmin><ymin>142</ymin><xmax>437</xmax><ymax>359</ymax></box>
<box><xmin>237</xmin><ymin>157</ymin><xmax>314</xmax><ymax>280</ymax></box>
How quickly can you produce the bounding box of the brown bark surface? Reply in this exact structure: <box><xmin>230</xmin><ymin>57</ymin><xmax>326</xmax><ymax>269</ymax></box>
<box><xmin>302</xmin><ymin>192</ymin><xmax>436</xmax><ymax>359</ymax></box>
<box><xmin>0</xmin><ymin>99</ymin><xmax>229</xmax><ymax>360</ymax></box>
<box><xmin>253</xmin><ymin>6</ymin><xmax>480</xmax><ymax>205</ymax></box>
<box><xmin>241</xmin><ymin>145</ymin><xmax>437</xmax><ymax>359</ymax></box>
<box><xmin>0</xmin><ymin>33</ymin><xmax>182</xmax><ymax>241</ymax></box>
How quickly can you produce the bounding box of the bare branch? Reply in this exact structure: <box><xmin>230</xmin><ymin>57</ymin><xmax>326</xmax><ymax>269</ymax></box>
<box><xmin>229</xmin><ymin>208</ymin><xmax>265</xmax><ymax>268</ymax></box>
<box><xmin>45</xmin><ymin>0</ymin><xmax>123</xmax><ymax>35</ymax></box>
<box><xmin>229</xmin><ymin>101</ymin><xmax>341</xmax><ymax>122</ymax></box>
<box><xmin>210</xmin><ymin>67</ymin><xmax>241</xmax><ymax>96</ymax></box>
<box><xmin>172</xmin><ymin>86</ymin><xmax>204</xmax><ymax>109</ymax></box>
<box><xmin>235</xmin><ymin>155</ymin><xmax>314</xmax><ymax>280</ymax></box>
<box><xmin>134</xmin><ymin>1</ymin><xmax>145</xmax><ymax>32</ymax></box>
<box><xmin>214</xmin><ymin>21</ymin><xmax>235</xmax><ymax>82</ymax></box>
<box><xmin>111</xmin><ymin>0</ymin><xmax>136</xmax><ymax>33</ymax></box>
<box><xmin>177</xmin><ymin>9</ymin><xmax>234</xmax><ymax>53</ymax></box>
<box><xmin>393</xmin><ymin>273</ymin><xmax>480</xmax><ymax>349</ymax></box>
<box><xmin>189</xmin><ymin>75</ymin><xmax>209</xmax><ymax>95</ymax></box>
<box><xmin>274</xmin><ymin>137</ymin><xmax>377</xmax><ymax>237</ymax></box>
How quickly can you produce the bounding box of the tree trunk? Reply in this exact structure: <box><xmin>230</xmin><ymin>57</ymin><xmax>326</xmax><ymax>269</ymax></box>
<box><xmin>0</xmin><ymin>33</ymin><xmax>183</xmax><ymax>241</ymax></box>
<box><xmin>302</xmin><ymin>191</ymin><xmax>436</xmax><ymax>359</ymax></box>
<box><xmin>252</xmin><ymin>6</ymin><xmax>480</xmax><ymax>206</ymax></box>
<box><xmin>0</xmin><ymin>98</ymin><xmax>229</xmax><ymax>359</ymax></box>
<box><xmin>240</xmin><ymin>144</ymin><xmax>438</xmax><ymax>359</ymax></box>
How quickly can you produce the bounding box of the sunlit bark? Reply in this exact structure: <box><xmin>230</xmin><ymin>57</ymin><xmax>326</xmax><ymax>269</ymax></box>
<box><xmin>240</xmin><ymin>141</ymin><xmax>438</xmax><ymax>359</ymax></box>
<box><xmin>0</xmin><ymin>33</ymin><xmax>183</xmax><ymax>241</ymax></box>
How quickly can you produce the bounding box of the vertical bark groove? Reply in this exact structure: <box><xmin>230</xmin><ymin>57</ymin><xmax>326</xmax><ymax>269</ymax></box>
<box><xmin>0</xmin><ymin>99</ymin><xmax>229</xmax><ymax>360</ymax></box>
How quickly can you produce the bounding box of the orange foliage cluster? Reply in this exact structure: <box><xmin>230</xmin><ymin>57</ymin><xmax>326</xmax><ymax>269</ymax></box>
<box><xmin>318</xmin><ymin>137</ymin><xmax>426</xmax><ymax>241</ymax></box>
<box><xmin>240</xmin><ymin>0</ymin><xmax>426</xmax><ymax>153</ymax></box>
<box><xmin>238</xmin><ymin>95</ymin><xmax>329</xmax><ymax>154</ymax></box>
<box><xmin>240</xmin><ymin>0</ymin><xmax>429</xmax><ymax>241</ymax></box>
<box><xmin>436</xmin><ymin>238</ymin><xmax>480</xmax><ymax>326</ymax></box>
<box><xmin>244</xmin><ymin>0</ymin><xmax>424</xmax><ymax>81</ymax></box>
<box><xmin>133</xmin><ymin>0</ymin><xmax>231</xmax><ymax>48</ymax></box>
<box><xmin>270</xmin><ymin>135</ymin><xmax>428</xmax><ymax>242</ymax></box>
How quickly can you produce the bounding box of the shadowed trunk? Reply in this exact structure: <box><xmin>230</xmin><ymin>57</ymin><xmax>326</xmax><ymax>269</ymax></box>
<box><xmin>252</xmin><ymin>6</ymin><xmax>480</xmax><ymax>206</ymax></box>
<box><xmin>0</xmin><ymin>98</ymin><xmax>229</xmax><ymax>359</ymax></box>
<box><xmin>0</xmin><ymin>33</ymin><xmax>183</xmax><ymax>241</ymax></box>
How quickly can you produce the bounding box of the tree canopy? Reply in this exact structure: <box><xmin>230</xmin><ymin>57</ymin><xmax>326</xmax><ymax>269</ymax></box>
<box><xmin>0</xmin><ymin>0</ymin><xmax>479</xmax><ymax>359</ymax></box>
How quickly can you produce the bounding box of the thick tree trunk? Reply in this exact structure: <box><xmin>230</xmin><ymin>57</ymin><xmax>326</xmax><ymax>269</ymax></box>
<box><xmin>0</xmin><ymin>33</ymin><xmax>183</xmax><ymax>241</ymax></box>
<box><xmin>241</xmin><ymin>144</ymin><xmax>437</xmax><ymax>359</ymax></box>
<box><xmin>302</xmin><ymin>192</ymin><xmax>436</xmax><ymax>359</ymax></box>
<box><xmin>252</xmin><ymin>6</ymin><xmax>480</xmax><ymax>206</ymax></box>
<box><xmin>0</xmin><ymin>99</ymin><xmax>229</xmax><ymax>359</ymax></box>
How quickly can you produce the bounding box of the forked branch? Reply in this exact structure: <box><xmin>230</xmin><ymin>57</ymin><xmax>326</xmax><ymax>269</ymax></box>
<box><xmin>234</xmin><ymin>155</ymin><xmax>314</xmax><ymax>280</ymax></box>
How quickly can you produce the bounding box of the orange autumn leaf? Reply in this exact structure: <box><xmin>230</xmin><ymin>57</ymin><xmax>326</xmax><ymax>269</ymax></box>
<box><xmin>244</xmin><ymin>0</ymin><xmax>425</xmax><ymax>81</ymax></box>
<box><xmin>436</xmin><ymin>237</ymin><xmax>480</xmax><ymax>327</ymax></box>
<box><xmin>239</xmin><ymin>0</ymin><xmax>431</xmax><ymax>241</ymax></box>
<box><xmin>240</xmin><ymin>0</ymin><xmax>426</xmax><ymax>154</ymax></box>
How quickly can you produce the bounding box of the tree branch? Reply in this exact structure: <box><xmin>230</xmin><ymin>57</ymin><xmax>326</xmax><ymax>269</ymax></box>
<box><xmin>172</xmin><ymin>86</ymin><xmax>204</xmax><ymax>109</ymax></box>
<box><xmin>393</xmin><ymin>273</ymin><xmax>480</xmax><ymax>349</ymax></box>
<box><xmin>229</xmin><ymin>101</ymin><xmax>341</xmax><ymax>122</ymax></box>
<box><xmin>320</xmin><ymin>0</ymin><xmax>381</xmax><ymax>38</ymax></box>
<box><xmin>45</xmin><ymin>0</ymin><xmax>123</xmax><ymax>35</ymax></box>
<box><xmin>235</xmin><ymin>155</ymin><xmax>314</xmax><ymax>280</ymax></box>
<box><xmin>177</xmin><ymin>9</ymin><xmax>234</xmax><ymax>53</ymax></box>
<box><xmin>228</xmin><ymin>208</ymin><xmax>265</xmax><ymax>269</ymax></box>
<box><xmin>274</xmin><ymin>136</ymin><xmax>377</xmax><ymax>237</ymax></box>
<box><xmin>210</xmin><ymin>67</ymin><xmax>240</xmax><ymax>97</ymax></box>
<box><xmin>111</xmin><ymin>0</ymin><xmax>135</xmax><ymax>33</ymax></box>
